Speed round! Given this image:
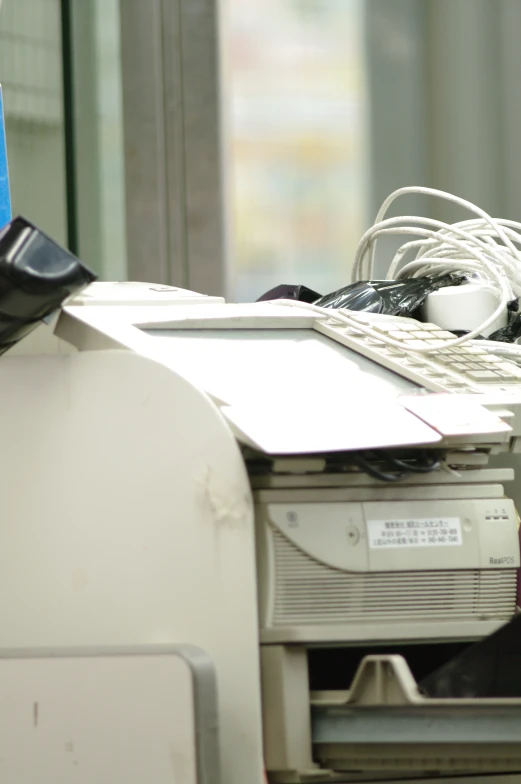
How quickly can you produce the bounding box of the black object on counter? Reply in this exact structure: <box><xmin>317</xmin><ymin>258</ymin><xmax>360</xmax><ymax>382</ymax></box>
<box><xmin>256</xmin><ymin>284</ymin><xmax>322</xmax><ymax>304</ymax></box>
<box><xmin>0</xmin><ymin>215</ymin><xmax>96</xmax><ymax>354</ymax></box>
<box><xmin>255</xmin><ymin>274</ymin><xmax>465</xmax><ymax>319</ymax></box>
<box><xmin>419</xmin><ymin>614</ymin><xmax>521</xmax><ymax>698</ymax></box>
<box><xmin>487</xmin><ymin>299</ymin><xmax>521</xmax><ymax>343</ymax></box>
<box><xmin>315</xmin><ymin>273</ymin><xmax>466</xmax><ymax>318</ymax></box>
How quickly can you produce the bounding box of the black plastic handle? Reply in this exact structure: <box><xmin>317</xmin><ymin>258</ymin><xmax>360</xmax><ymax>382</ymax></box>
<box><xmin>0</xmin><ymin>216</ymin><xmax>97</xmax><ymax>352</ymax></box>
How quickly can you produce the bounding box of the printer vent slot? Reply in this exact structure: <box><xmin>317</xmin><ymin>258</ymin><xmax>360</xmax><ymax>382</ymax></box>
<box><xmin>272</xmin><ymin>530</ymin><xmax>516</xmax><ymax>625</ymax></box>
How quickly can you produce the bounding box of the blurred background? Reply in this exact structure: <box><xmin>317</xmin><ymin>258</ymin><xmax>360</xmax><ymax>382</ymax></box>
<box><xmin>0</xmin><ymin>0</ymin><xmax>520</xmax><ymax>300</ymax></box>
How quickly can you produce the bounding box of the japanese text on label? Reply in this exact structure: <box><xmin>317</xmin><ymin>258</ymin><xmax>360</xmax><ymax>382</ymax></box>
<box><xmin>368</xmin><ymin>517</ymin><xmax>462</xmax><ymax>549</ymax></box>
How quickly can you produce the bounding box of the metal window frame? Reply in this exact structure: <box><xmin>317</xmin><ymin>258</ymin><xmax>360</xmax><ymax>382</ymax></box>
<box><xmin>119</xmin><ymin>0</ymin><xmax>228</xmax><ymax>296</ymax></box>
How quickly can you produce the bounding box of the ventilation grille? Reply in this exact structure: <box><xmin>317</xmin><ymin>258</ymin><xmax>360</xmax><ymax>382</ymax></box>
<box><xmin>271</xmin><ymin>530</ymin><xmax>516</xmax><ymax>626</ymax></box>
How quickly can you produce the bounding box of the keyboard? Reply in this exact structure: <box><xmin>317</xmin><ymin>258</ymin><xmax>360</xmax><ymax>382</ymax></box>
<box><xmin>315</xmin><ymin>311</ymin><xmax>521</xmax><ymax>395</ymax></box>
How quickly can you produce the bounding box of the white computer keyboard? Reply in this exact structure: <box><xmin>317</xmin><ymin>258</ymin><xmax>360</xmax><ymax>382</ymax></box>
<box><xmin>316</xmin><ymin>312</ymin><xmax>521</xmax><ymax>395</ymax></box>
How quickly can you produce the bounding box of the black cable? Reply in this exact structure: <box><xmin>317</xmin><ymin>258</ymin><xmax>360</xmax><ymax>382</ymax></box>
<box><xmin>381</xmin><ymin>450</ymin><xmax>441</xmax><ymax>474</ymax></box>
<box><xmin>348</xmin><ymin>449</ymin><xmax>441</xmax><ymax>483</ymax></box>
<box><xmin>350</xmin><ymin>454</ymin><xmax>410</xmax><ymax>483</ymax></box>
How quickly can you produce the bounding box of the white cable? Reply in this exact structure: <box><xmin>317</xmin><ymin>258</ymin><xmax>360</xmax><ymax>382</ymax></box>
<box><xmin>364</xmin><ymin>186</ymin><xmax>521</xmax><ymax>278</ymax></box>
<box><xmin>354</xmin><ymin>218</ymin><xmax>513</xmax><ymax>293</ymax></box>
<box><xmin>346</xmin><ymin>186</ymin><xmax>521</xmax><ymax>352</ymax></box>
<box><xmin>272</xmin><ymin>187</ymin><xmax>521</xmax><ymax>354</ymax></box>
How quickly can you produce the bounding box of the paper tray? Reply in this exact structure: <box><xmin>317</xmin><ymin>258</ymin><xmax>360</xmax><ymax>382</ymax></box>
<box><xmin>311</xmin><ymin>655</ymin><xmax>521</xmax><ymax>775</ymax></box>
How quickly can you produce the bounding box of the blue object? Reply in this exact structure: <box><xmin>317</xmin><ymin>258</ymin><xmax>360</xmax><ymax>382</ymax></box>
<box><xmin>0</xmin><ymin>86</ymin><xmax>11</xmax><ymax>229</ymax></box>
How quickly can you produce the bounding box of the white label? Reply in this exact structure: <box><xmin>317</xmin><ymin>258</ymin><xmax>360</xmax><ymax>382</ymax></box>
<box><xmin>368</xmin><ymin>517</ymin><xmax>462</xmax><ymax>549</ymax></box>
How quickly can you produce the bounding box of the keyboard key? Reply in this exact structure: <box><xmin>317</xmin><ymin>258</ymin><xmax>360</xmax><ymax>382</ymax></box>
<box><xmin>495</xmin><ymin>371</ymin><xmax>521</xmax><ymax>381</ymax></box>
<box><xmin>436</xmin><ymin>354</ymin><xmax>456</xmax><ymax>365</ymax></box>
<box><xmin>477</xmin><ymin>360</ymin><xmax>502</xmax><ymax>369</ymax></box>
<box><xmin>373</xmin><ymin>323</ymin><xmax>416</xmax><ymax>334</ymax></box>
<box><xmin>500</xmin><ymin>362</ymin><xmax>521</xmax><ymax>371</ymax></box>
<box><xmin>389</xmin><ymin>331</ymin><xmax>414</xmax><ymax>340</ymax></box>
<box><xmin>459</xmin><ymin>346</ymin><xmax>488</xmax><ymax>362</ymax></box>
<box><xmin>464</xmin><ymin>346</ymin><xmax>487</xmax><ymax>355</ymax></box>
<box><xmin>403</xmin><ymin>339</ymin><xmax>430</xmax><ymax>349</ymax></box>
<box><xmin>468</xmin><ymin>370</ymin><xmax>500</xmax><ymax>380</ymax></box>
<box><xmin>450</xmin><ymin>362</ymin><xmax>471</xmax><ymax>372</ymax></box>
<box><xmin>388</xmin><ymin>322</ymin><xmax>418</xmax><ymax>331</ymax></box>
<box><xmin>497</xmin><ymin>363</ymin><xmax>521</xmax><ymax>378</ymax></box>
<box><xmin>436</xmin><ymin>330</ymin><xmax>457</xmax><ymax>339</ymax></box>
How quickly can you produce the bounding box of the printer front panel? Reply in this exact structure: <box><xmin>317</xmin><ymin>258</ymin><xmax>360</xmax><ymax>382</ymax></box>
<box><xmin>256</xmin><ymin>497</ymin><xmax>519</xmax><ymax>644</ymax></box>
<box><xmin>255</xmin><ymin>492</ymin><xmax>521</xmax><ymax>782</ymax></box>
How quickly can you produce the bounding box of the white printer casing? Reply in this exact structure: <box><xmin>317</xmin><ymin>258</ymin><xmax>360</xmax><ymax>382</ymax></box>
<box><xmin>0</xmin><ymin>282</ymin><xmax>519</xmax><ymax>784</ymax></box>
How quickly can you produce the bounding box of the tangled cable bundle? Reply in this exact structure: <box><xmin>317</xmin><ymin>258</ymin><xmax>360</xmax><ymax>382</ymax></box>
<box><xmin>352</xmin><ymin>186</ymin><xmax>521</xmax><ymax>343</ymax></box>
<box><xmin>274</xmin><ymin>187</ymin><xmax>521</xmax><ymax>354</ymax></box>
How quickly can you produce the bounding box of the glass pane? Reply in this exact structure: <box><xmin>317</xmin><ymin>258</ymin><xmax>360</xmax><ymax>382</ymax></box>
<box><xmin>227</xmin><ymin>0</ymin><xmax>368</xmax><ymax>302</ymax></box>
<box><xmin>72</xmin><ymin>0</ymin><xmax>127</xmax><ymax>280</ymax></box>
<box><xmin>0</xmin><ymin>0</ymin><xmax>67</xmax><ymax>245</ymax></box>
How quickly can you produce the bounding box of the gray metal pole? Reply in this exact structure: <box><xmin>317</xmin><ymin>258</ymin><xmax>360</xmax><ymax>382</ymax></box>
<box><xmin>119</xmin><ymin>0</ymin><xmax>228</xmax><ymax>296</ymax></box>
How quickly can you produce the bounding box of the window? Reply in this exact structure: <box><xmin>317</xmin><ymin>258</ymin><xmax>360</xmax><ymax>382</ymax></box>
<box><xmin>227</xmin><ymin>0</ymin><xmax>367</xmax><ymax>301</ymax></box>
<box><xmin>0</xmin><ymin>0</ymin><xmax>127</xmax><ymax>280</ymax></box>
<box><xmin>0</xmin><ymin>0</ymin><xmax>67</xmax><ymax>245</ymax></box>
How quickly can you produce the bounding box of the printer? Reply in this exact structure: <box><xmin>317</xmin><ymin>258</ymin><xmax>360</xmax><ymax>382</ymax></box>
<box><xmin>1</xmin><ymin>281</ymin><xmax>521</xmax><ymax>783</ymax></box>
